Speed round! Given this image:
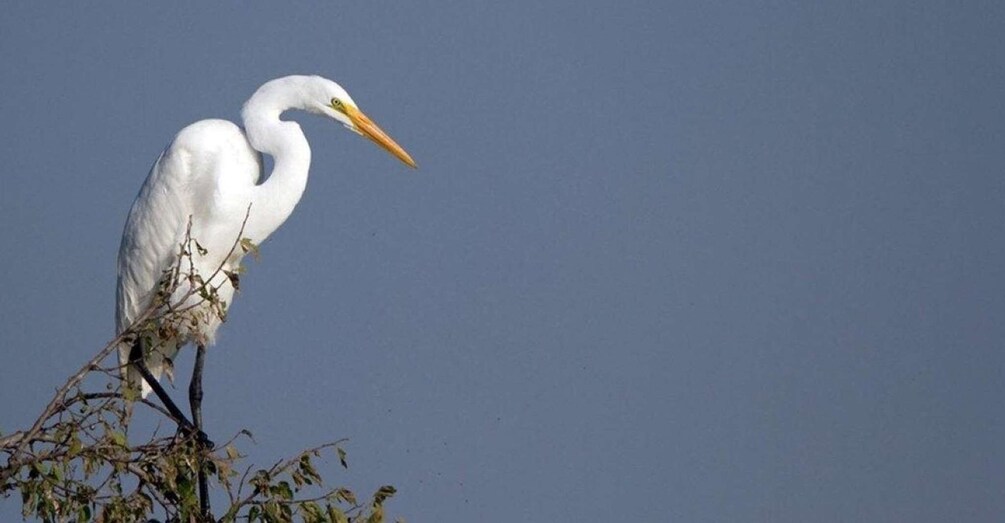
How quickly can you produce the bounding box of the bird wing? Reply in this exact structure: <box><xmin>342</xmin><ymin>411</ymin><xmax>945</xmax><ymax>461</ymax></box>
<box><xmin>115</xmin><ymin>119</ymin><xmax>260</xmax><ymax>392</ymax></box>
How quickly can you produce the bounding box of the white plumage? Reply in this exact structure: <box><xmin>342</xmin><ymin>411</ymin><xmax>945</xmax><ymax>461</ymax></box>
<box><xmin>116</xmin><ymin>75</ymin><xmax>415</xmax><ymax>397</ymax></box>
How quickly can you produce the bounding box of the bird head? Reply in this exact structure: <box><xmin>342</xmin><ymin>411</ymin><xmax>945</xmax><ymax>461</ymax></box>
<box><xmin>311</xmin><ymin>77</ymin><xmax>417</xmax><ymax>168</ymax></box>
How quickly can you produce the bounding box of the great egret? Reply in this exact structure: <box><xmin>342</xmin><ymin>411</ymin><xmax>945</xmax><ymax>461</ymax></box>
<box><xmin>115</xmin><ymin>75</ymin><xmax>414</xmax><ymax>435</ymax></box>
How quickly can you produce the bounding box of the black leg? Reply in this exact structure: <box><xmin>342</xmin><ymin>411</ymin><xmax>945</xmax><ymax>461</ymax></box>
<box><xmin>189</xmin><ymin>344</ymin><xmax>206</xmax><ymax>431</ymax></box>
<box><xmin>190</xmin><ymin>344</ymin><xmax>211</xmax><ymax>519</ymax></box>
<box><xmin>128</xmin><ymin>340</ymin><xmax>196</xmax><ymax>432</ymax></box>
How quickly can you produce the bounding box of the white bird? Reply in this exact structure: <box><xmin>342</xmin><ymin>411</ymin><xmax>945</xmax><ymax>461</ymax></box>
<box><xmin>115</xmin><ymin>75</ymin><xmax>415</xmax><ymax>417</ymax></box>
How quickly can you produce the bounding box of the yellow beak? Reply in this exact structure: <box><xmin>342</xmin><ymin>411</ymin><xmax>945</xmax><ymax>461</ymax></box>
<box><xmin>345</xmin><ymin>105</ymin><xmax>417</xmax><ymax>168</ymax></box>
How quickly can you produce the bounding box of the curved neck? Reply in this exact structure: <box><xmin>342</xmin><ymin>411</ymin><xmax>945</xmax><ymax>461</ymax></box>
<box><xmin>240</xmin><ymin>78</ymin><xmax>314</xmax><ymax>243</ymax></box>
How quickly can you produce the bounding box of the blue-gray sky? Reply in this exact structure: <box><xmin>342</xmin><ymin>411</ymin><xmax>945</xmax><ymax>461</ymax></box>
<box><xmin>2</xmin><ymin>2</ymin><xmax>1004</xmax><ymax>521</ymax></box>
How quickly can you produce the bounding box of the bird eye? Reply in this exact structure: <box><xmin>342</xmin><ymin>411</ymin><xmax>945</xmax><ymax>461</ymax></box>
<box><xmin>331</xmin><ymin>98</ymin><xmax>343</xmax><ymax>107</ymax></box>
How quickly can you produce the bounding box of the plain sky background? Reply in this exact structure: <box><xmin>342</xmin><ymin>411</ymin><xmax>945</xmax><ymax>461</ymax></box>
<box><xmin>1</xmin><ymin>1</ymin><xmax>1004</xmax><ymax>521</ymax></box>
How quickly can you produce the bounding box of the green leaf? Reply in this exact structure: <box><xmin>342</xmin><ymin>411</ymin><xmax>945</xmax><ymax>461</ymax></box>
<box><xmin>301</xmin><ymin>501</ymin><xmax>324</xmax><ymax>523</ymax></box>
<box><xmin>299</xmin><ymin>454</ymin><xmax>320</xmax><ymax>484</ymax></box>
<box><xmin>110</xmin><ymin>431</ymin><xmax>127</xmax><ymax>448</ymax></box>
<box><xmin>68</xmin><ymin>433</ymin><xmax>83</xmax><ymax>457</ymax></box>
<box><xmin>270</xmin><ymin>480</ymin><xmax>293</xmax><ymax>501</ymax></box>
<box><xmin>372</xmin><ymin>485</ymin><xmax>397</xmax><ymax>507</ymax></box>
<box><xmin>122</xmin><ymin>385</ymin><xmax>140</xmax><ymax>402</ymax></box>
<box><xmin>265</xmin><ymin>502</ymin><xmax>281</xmax><ymax>521</ymax></box>
<box><xmin>334</xmin><ymin>487</ymin><xmax>357</xmax><ymax>506</ymax></box>
<box><xmin>367</xmin><ymin>505</ymin><xmax>385</xmax><ymax>523</ymax></box>
<box><xmin>327</xmin><ymin>504</ymin><xmax>349</xmax><ymax>523</ymax></box>
<box><xmin>77</xmin><ymin>505</ymin><xmax>91</xmax><ymax>523</ymax></box>
<box><xmin>337</xmin><ymin>446</ymin><xmax>348</xmax><ymax>469</ymax></box>
<box><xmin>177</xmin><ymin>475</ymin><xmax>196</xmax><ymax>502</ymax></box>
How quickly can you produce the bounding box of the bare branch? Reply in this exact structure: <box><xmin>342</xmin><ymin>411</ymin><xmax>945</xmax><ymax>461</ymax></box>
<box><xmin>1</xmin><ymin>211</ymin><xmax>397</xmax><ymax>522</ymax></box>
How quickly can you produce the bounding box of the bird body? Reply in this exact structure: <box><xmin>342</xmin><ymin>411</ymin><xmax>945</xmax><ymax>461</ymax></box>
<box><xmin>116</xmin><ymin>120</ymin><xmax>258</xmax><ymax>392</ymax></box>
<box><xmin>116</xmin><ymin>75</ymin><xmax>414</xmax><ymax>397</ymax></box>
